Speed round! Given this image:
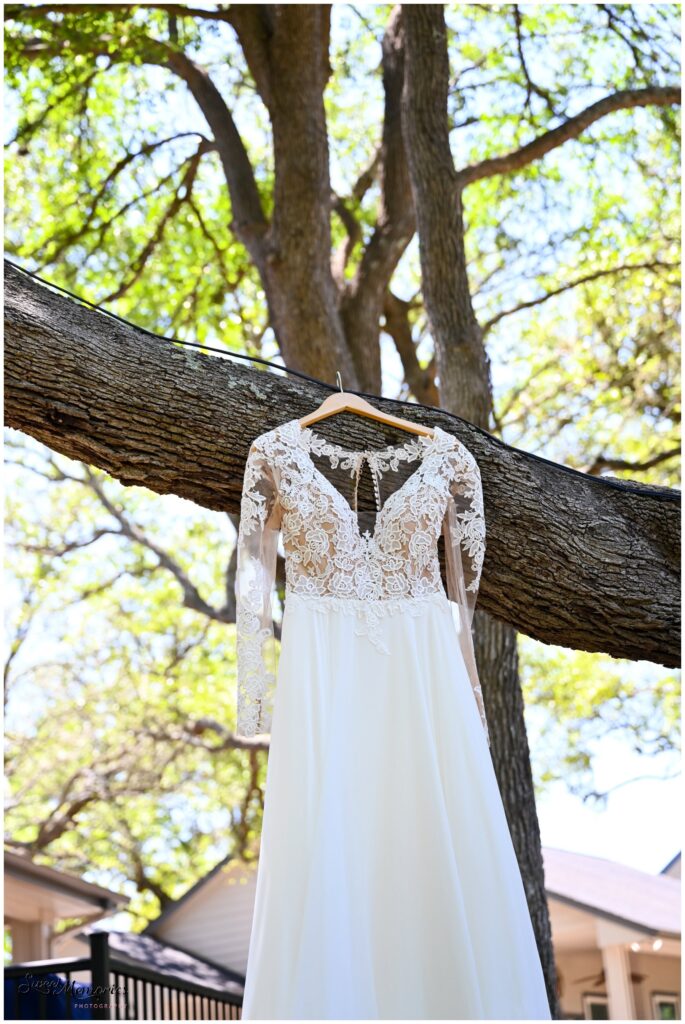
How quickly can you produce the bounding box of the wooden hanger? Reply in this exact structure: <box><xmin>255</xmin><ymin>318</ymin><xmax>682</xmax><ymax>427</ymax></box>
<box><xmin>299</xmin><ymin>373</ymin><xmax>435</xmax><ymax>438</ymax></box>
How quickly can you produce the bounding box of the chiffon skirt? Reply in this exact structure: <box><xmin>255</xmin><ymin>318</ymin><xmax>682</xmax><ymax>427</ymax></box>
<box><xmin>240</xmin><ymin>594</ymin><xmax>552</xmax><ymax>1020</ymax></box>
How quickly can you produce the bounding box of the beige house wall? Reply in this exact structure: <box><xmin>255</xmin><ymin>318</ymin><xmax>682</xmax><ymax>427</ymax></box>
<box><xmin>631</xmin><ymin>952</ymin><xmax>680</xmax><ymax>1020</ymax></box>
<box><xmin>555</xmin><ymin>948</ymin><xmax>680</xmax><ymax>1020</ymax></box>
<box><xmin>556</xmin><ymin>950</ymin><xmax>606</xmax><ymax>1018</ymax></box>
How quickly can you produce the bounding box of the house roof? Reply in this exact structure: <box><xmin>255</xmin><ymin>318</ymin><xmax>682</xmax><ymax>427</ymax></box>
<box><xmin>77</xmin><ymin>927</ymin><xmax>245</xmax><ymax>995</ymax></box>
<box><xmin>4</xmin><ymin>848</ymin><xmax>128</xmax><ymax>910</ymax></box>
<box><xmin>542</xmin><ymin>846</ymin><xmax>680</xmax><ymax>937</ymax></box>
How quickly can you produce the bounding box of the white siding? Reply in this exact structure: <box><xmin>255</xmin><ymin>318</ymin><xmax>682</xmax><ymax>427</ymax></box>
<box><xmin>153</xmin><ymin>861</ymin><xmax>257</xmax><ymax>975</ymax></box>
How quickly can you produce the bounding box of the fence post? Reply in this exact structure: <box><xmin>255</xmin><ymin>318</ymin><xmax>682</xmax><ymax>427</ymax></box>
<box><xmin>90</xmin><ymin>931</ymin><xmax>111</xmax><ymax>1020</ymax></box>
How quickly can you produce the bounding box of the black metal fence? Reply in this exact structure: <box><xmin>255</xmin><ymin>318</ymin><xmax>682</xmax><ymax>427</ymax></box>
<box><xmin>4</xmin><ymin>931</ymin><xmax>243</xmax><ymax>1020</ymax></box>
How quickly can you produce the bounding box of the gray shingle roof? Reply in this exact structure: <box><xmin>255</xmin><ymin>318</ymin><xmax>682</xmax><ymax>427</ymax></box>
<box><xmin>78</xmin><ymin>928</ymin><xmax>245</xmax><ymax>996</ymax></box>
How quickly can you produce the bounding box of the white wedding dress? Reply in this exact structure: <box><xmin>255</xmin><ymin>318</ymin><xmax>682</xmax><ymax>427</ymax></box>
<box><xmin>234</xmin><ymin>416</ymin><xmax>551</xmax><ymax>1020</ymax></box>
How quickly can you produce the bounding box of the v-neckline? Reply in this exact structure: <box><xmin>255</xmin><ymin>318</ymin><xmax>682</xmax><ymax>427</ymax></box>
<box><xmin>288</xmin><ymin>418</ymin><xmax>445</xmax><ymax>546</ymax></box>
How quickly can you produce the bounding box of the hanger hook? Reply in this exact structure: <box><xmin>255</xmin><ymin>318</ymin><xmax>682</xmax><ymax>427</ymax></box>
<box><xmin>336</xmin><ymin>371</ymin><xmax>343</xmax><ymax>393</ymax></box>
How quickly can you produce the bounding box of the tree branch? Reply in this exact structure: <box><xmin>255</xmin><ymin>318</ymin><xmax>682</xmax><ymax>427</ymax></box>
<box><xmin>401</xmin><ymin>4</ymin><xmax>492</xmax><ymax>424</ymax></box>
<box><xmin>512</xmin><ymin>5</ymin><xmax>558</xmax><ymax>119</ymax></box>
<box><xmin>330</xmin><ymin>147</ymin><xmax>381</xmax><ymax>283</ymax></box>
<box><xmin>341</xmin><ymin>7</ymin><xmax>416</xmax><ymax>391</ymax></box>
<box><xmin>5</xmin><ymin>260</ymin><xmax>680</xmax><ymax>666</ymax></box>
<box><xmin>330</xmin><ymin>192</ymin><xmax>364</xmax><ymax>285</ymax></box>
<box><xmin>585</xmin><ymin>446</ymin><xmax>681</xmax><ymax>476</ymax></box>
<box><xmin>4</xmin><ymin>4</ymin><xmax>235</xmax><ymax>24</ymax></box>
<box><xmin>350</xmin><ymin>7</ymin><xmax>416</xmax><ymax>296</ymax></box>
<box><xmin>482</xmin><ymin>260</ymin><xmax>680</xmax><ymax>333</ymax></box>
<box><xmin>457</xmin><ymin>86</ymin><xmax>682</xmax><ymax>188</ymax></box>
<box><xmin>383</xmin><ymin>290</ymin><xmax>438</xmax><ymax>406</ymax></box>
<box><xmin>156</xmin><ymin>45</ymin><xmax>268</xmax><ymax>254</ymax></box>
<box><xmin>213</xmin><ymin>4</ymin><xmax>356</xmax><ymax>384</ymax></box>
<box><xmin>98</xmin><ymin>140</ymin><xmax>208</xmax><ymax>304</ymax></box>
<box><xmin>223</xmin><ymin>5</ymin><xmax>276</xmax><ymax>111</ymax></box>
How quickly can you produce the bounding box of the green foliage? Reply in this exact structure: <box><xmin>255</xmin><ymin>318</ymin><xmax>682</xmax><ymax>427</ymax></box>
<box><xmin>5</xmin><ymin>4</ymin><xmax>266</xmax><ymax>347</ymax></box>
<box><xmin>5</xmin><ymin>444</ymin><xmax>268</xmax><ymax>926</ymax></box>
<box><xmin>522</xmin><ymin>636</ymin><xmax>680</xmax><ymax>803</ymax></box>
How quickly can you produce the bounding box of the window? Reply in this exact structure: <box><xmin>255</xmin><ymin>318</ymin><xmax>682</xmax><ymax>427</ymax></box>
<box><xmin>651</xmin><ymin>992</ymin><xmax>680</xmax><ymax>1021</ymax></box>
<box><xmin>582</xmin><ymin>993</ymin><xmax>609</xmax><ymax>1020</ymax></box>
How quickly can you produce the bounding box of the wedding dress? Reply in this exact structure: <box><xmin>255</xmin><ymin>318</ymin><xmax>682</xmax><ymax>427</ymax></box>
<box><xmin>234</xmin><ymin>416</ymin><xmax>551</xmax><ymax>1020</ymax></box>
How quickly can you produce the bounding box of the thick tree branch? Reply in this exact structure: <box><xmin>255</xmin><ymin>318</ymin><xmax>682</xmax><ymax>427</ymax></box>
<box><xmin>157</xmin><ymin>46</ymin><xmax>268</xmax><ymax>253</ymax></box>
<box><xmin>348</xmin><ymin>8</ymin><xmax>411</xmax><ymax>290</ymax></box>
<box><xmin>224</xmin><ymin>5</ymin><xmax>276</xmax><ymax>110</ymax></box>
<box><xmin>5</xmin><ymin>261</ymin><xmax>680</xmax><ymax>667</ymax></box>
<box><xmin>457</xmin><ymin>86</ymin><xmax>681</xmax><ymax>188</ymax></box>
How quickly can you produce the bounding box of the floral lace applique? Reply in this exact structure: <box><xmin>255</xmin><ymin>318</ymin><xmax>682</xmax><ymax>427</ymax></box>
<box><xmin>235</xmin><ymin>418</ymin><xmax>488</xmax><ymax>744</ymax></box>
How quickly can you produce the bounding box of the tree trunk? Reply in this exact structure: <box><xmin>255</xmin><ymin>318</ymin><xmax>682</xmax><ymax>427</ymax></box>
<box><xmin>5</xmin><ymin>260</ymin><xmax>680</xmax><ymax>672</ymax></box>
<box><xmin>224</xmin><ymin>5</ymin><xmax>417</xmax><ymax>393</ymax></box>
<box><xmin>401</xmin><ymin>5</ymin><xmax>562</xmax><ymax>1014</ymax></box>
<box><xmin>259</xmin><ymin>6</ymin><xmax>355</xmax><ymax>386</ymax></box>
<box><xmin>475</xmin><ymin>611</ymin><xmax>559</xmax><ymax>1012</ymax></box>
<box><xmin>397</xmin><ymin>5</ymin><xmax>492</xmax><ymax>426</ymax></box>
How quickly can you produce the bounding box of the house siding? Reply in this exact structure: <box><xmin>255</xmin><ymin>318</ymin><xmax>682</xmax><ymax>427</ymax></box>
<box><xmin>153</xmin><ymin>863</ymin><xmax>257</xmax><ymax>975</ymax></box>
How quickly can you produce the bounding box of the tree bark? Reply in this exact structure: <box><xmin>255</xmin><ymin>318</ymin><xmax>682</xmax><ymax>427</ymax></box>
<box><xmin>5</xmin><ymin>260</ymin><xmax>680</xmax><ymax>670</ymax></box>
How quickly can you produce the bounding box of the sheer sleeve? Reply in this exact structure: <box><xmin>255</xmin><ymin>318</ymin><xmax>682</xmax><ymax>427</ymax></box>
<box><xmin>235</xmin><ymin>439</ymin><xmax>282</xmax><ymax>739</ymax></box>
<box><xmin>443</xmin><ymin>444</ymin><xmax>490</xmax><ymax>748</ymax></box>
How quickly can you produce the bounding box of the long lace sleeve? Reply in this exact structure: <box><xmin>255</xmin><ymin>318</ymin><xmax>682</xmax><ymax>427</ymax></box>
<box><xmin>443</xmin><ymin>444</ymin><xmax>490</xmax><ymax>748</ymax></box>
<box><xmin>235</xmin><ymin>439</ymin><xmax>282</xmax><ymax>738</ymax></box>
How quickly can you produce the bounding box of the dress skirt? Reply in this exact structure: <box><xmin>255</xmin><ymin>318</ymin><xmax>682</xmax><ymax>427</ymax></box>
<box><xmin>240</xmin><ymin>593</ymin><xmax>552</xmax><ymax>1020</ymax></box>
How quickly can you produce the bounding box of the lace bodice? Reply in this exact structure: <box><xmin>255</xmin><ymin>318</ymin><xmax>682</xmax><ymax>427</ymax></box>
<box><xmin>235</xmin><ymin>417</ymin><xmax>488</xmax><ymax>744</ymax></box>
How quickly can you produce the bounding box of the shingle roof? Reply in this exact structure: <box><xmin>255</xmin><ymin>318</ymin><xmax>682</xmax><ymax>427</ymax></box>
<box><xmin>78</xmin><ymin>928</ymin><xmax>245</xmax><ymax>995</ymax></box>
<box><xmin>542</xmin><ymin>846</ymin><xmax>681</xmax><ymax>936</ymax></box>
